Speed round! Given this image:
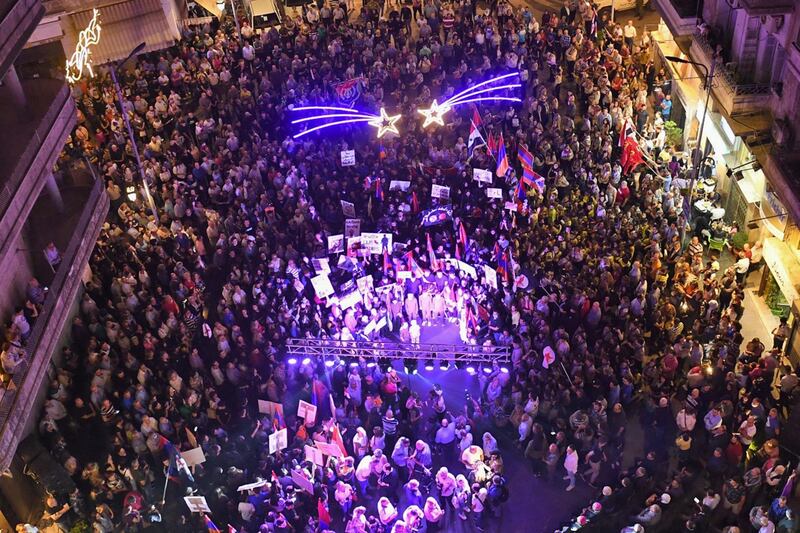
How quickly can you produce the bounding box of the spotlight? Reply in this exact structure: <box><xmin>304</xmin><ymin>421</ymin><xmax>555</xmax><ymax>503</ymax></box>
<box><xmin>482</xmin><ymin>367</ymin><xmax>492</xmax><ymax>374</ymax></box>
<box><xmin>424</xmin><ymin>362</ymin><xmax>435</xmax><ymax>371</ymax></box>
<box><xmin>287</xmin><ymin>357</ymin><xmax>298</xmax><ymax>365</ymax></box>
<box><xmin>366</xmin><ymin>362</ymin><xmax>376</xmax><ymax>368</ymax></box>
<box><xmin>466</xmin><ymin>366</ymin><xmax>476</xmax><ymax>375</ymax></box>
<box><xmin>439</xmin><ymin>361</ymin><xmax>449</xmax><ymax>370</ymax></box>
<box><xmin>500</xmin><ymin>367</ymin><xmax>509</xmax><ymax>374</ymax></box>
<box><xmin>302</xmin><ymin>357</ymin><xmax>311</xmax><ymax>366</ymax></box>
<box><xmin>324</xmin><ymin>360</ymin><xmax>335</xmax><ymax>368</ymax></box>
<box><xmin>349</xmin><ymin>362</ymin><xmax>359</xmax><ymax>368</ymax></box>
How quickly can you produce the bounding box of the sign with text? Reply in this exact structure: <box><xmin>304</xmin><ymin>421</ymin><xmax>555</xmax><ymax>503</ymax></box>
<box><xmin>341</xmin><ymin>200</ymin><xmax>356</xmax><ymax>218</ymax></box>
<box><xmin>310</xmin><ymin>274</ymin><xmax>335</xmax><ymax>299</ymax></box>
<box><xmin>340</xmin><ymin>150</ymin><xmax>356</xmax><ymax>166</ymax></box>
<box><xmin>345</xmin><ymin>219</ymin><xmax>361</xmax><ymax>237</ymax></box>
<box><xmin>389</xmin><ymin>180</ymin><xmax>411</xmax><ymax>191</ymax></box>
<box><xmin>184</xmin><ymin>496</ymin><xmax>211</xmax><ymax>513</ymax></box>
<box><xmin>269</xmin><ymin>428</ymin><xmax>288</xmax><ymax>454</ymax></box>
<box><xmin>305</xmin><ymin>445</ymin><xmax>324</xmax><ymax>466</ymax></box>
<box><xmin>297</xmin><ymin>400</ymin><xmax>317</xmax><ymax>425</ymax></box>
<box><xmin>431</xmin><ymin>184</ymin><xmax>450</xmax><ymax>200</ymax></box>
<box><xmin>486</xmin><ymin>188</ymin><xmax>503</xmax><ymax>199</ymax></box>
<box><xmin>473</xmin><ymin>168</ymin><xmax>493</xmax><ymax>183</ymax></box>
<box><xmin>327</xmin><ymin>234</ymin><xmax>345</xmax><ymax>253</ymax></box>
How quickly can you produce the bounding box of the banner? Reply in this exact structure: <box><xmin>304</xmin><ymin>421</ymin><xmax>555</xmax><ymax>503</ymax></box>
<box><xmin>361</xmin><ymin>232</ymin><xmax>392</xmax><ymax>254</ymax></box>
<box><xmin>333</xmin><ymin>77</ymin><xmax>364</xmax><ymax>107</ymax></box>
<box><xmin>421</xmin><ymin>205</ymin><xmax>453</xmax><ymax>227</ymax></box>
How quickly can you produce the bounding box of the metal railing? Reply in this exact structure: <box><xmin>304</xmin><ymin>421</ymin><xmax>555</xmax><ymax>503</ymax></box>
<box><xmin>285</xmin><ymin>338</ymin><xmax>511</xmax><ymax>364</ymax></box>
<box><xmin>692</xmin><ymin>32</ymin><xmax>771</xmax><ymax>97</ymax></box>
<box><xmin>0</xmin><ymin>178</ymin><xmax>107</xmax><ymax>446</ymax></box>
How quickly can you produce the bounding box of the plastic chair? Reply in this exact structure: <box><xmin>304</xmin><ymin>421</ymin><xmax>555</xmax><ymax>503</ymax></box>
<box><xmin>708</xmin><ymin>237</ymin><xmax>726</xmax><ymax>253</ymax></box>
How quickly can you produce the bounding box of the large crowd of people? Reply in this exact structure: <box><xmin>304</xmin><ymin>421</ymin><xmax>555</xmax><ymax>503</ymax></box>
<box><xmin>18</xmin><ymin>0</ymin><xmax>800</xmax><ymax>532</ymax></box>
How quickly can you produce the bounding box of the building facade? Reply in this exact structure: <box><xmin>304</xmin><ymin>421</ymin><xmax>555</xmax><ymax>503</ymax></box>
<box><xmin>0</xmin><ymin>0</ymin><xmax>109</xmax><ymax>527</ymax></box>
<box><xmin>653</xmin><ymin>0</ymin><xmax>800</xmax><ymax>362</ymax></box>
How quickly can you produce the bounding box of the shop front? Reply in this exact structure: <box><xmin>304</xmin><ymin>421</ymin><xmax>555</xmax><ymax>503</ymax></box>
<box><xmin>759</xmin><ymin>236</ymin><xmax>800</xmax><ymax>363</ymax></box>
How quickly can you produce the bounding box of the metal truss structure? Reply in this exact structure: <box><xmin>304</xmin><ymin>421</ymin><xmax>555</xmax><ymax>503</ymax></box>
<box><xmin>285</xmin><ymin>338</ymin><xmax>511</xmax><ymax>365</ymax></box>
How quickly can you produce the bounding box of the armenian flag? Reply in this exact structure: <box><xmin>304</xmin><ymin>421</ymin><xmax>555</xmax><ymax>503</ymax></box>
<box><xmin>495</xmin><ymin>134</ymin><xmax>509</xmax><ymax>177</ymax></box>
<box><xmin>204</xmin><ymin>515</ymin><xmax>221</xmax><ymax>533</ymax></box>
<box><xmin>517</xmin><ymin>144</ymin><xmax>534</xmax><ymax>170</ymax></box>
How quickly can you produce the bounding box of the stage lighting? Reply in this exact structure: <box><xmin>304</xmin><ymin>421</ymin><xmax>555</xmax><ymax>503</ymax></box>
<box><xmin>500</xmin><ymin>367</ymin><xmax>509</xmax><ymax>374</ymax></box>
<box><xmin>324</xmin><ymin>360</ymin><xmax>335</xmax><ymax>368</ymax></box>
<box><xmin>439</xmin><ymin>361</ymin><xmax>449</xmax><ymax>370</ymax></box>
<box><xmin>366</xmin><ymin>361</ymin><xmax>376</xmax><ymax>368</ymax></box>
<box><xmin>466</xmin><ymin>366</ymin><xmax>476</xmax><ymax>375</ymax></box>
<box><xmin>424</xmin><ymin>360</ymin><xmax>434</xmax><ymax>371</ymax></box>
<box><xmin>482</xmin><ymin>366</ymin><xmax>492</xmax><ymax>374</ymax></box>
<box><xmin>302</xmin><ymin>357</ymin><xmax>311</xmax><ymax>366</ymax></box>
<box><xmin>287</xmin><ymin>357</ymin><xmax>298</xmax><ymax>365</ymax></box>
<box><xmin>349</xmin><ymin>361</ymin><xmax>359</xmax><ymax>368</ymax></box>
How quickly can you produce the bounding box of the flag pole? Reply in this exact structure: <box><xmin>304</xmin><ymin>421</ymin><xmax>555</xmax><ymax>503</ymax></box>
<box><xmin>161</xmin><ymin>466</ymin><xmax>170</xmax><ymax>505</ymax></box>
<box><xmin>559</xmin><ymin>361</ymin><xmax>574</xmax><ymax>387</ymax></box>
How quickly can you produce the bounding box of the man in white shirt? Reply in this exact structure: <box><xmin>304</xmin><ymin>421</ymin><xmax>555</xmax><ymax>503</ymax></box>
<box><xmin>563</xmin><ymin>445</ymin><xmax>579</xmax><ymax>491</ymax></box>
<box><xmin>624</xmin><ymin>21</ymin><xmax>638</xmax><ymax>49</ymax></box>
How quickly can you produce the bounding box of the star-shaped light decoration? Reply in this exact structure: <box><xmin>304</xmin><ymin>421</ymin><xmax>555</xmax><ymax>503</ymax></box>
<box><xmin>417</xmin><ymin>99</ymin><xmax>451</xmax><ymax>128</ymax></box>
<box><xmin>368</xmin><ymin>107</ymin><xmax>401</xmax><ymax>138</ymax></box>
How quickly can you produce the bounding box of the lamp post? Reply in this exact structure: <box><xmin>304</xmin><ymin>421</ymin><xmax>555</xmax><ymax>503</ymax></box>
<box><xmin>109</xmin><ymin>42</ymin><xmax>157</xmax><ymax>216</ymax></box>
<box><xmin>665</xmin><ymin>54</ymin><xmax>716</xmax><ymax>245</ymax></box>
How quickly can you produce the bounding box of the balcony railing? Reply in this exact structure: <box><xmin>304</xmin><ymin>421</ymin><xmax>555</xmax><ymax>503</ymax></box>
<box><xmin>690</xmin><ymin>32</ymin><xmax>772</xmax><ymax>114</ymax></box>
<box><xmin>0</xmin><ymin>0</ymin><xmax>45</xmax><ymax>75</ymax></box>
<box><xmin>0</xmin><ymin>178</ymin><xmax>109</xmax><ymax>470</ymax></box>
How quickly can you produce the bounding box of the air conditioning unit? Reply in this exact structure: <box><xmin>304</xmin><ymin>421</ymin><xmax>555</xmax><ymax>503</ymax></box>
<box><xmin>772</xmin><ymin>118</ymin><xmax>792</xmax><ymax>147</ymax></box>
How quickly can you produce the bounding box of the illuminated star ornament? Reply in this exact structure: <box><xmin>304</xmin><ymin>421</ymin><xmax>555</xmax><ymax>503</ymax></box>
<box><xmin>416</xmin><ymin>72</ymin><xmax>522</xmax><ymax>128</ymax></box>
<box><xmin>65</xmin><ymin>8</ymin><xmax>101</xmax><ymax>84</ymax></box>
<box><xmin>291</xmin><ymin>106</ymin><xmax>401</xmax><ymax>139</ymax></box>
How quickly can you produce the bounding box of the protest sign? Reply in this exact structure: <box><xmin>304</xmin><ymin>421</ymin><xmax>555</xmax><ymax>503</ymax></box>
<box><xmin>340</xmin><ymin>150</ymin><xmax>356</xmax><ymax>166</ymax></box>
<box><xmin>237</xmin><ymin>480</ymin><xmax>269</xmax><ymax>492</ymax></box>
<box><xmin>291</xmin><ymin>469</ymin><xmax>315</xmax><ymax>494</ymax></box>
<box><xmin>312</xmin><ymin>257</ymin><xmax>331</xmax><ymax>274</ymax></box>
<box><xmin>180</xmin><ymin>447</ymin><xmax>206</xmax><ymax>468</ymax></box>
<box><xmin>310</xmin><ymin>274</ymin><xmax>335</xmax><ymax>299</ymax></box>
<box><xmin>305</xmin><ymin>445</ymin><xmax>324</xmax><ymax>466</ymax></box>
<box><xmin>389</xmin><ymin>180</ymin><xmax>411</xmax><ymax>191</ymax></box>
<box><xmin>486</xmin><ymin>188</ymin><xmax>503</xmax><ymax>199</ymax></box>
<box><xmin>504</xmin><ymin>201</ymin><xmax>518</xmax><ymax>212</ymax></box>
<box><xmin>346</xmin><ymin>237</ymin><xmax>362</xmax><ymax>256</ymax></box>
<box><xmin>269</xmin><ymin>428</ymin><xmax>288</xmax><ymax>454</ymax></box>
<box><xmin>297</xmin><ymin>400</ymin><xmax>318</xmax><ymax>425</ymax></box>
<box><xmin>339</xmin><ymin>290</ymin><xmax>362</xmax><ymax>310</ymax></box>
<box><xmin>314</xmin><ymin>440</ymin><xmax>344</xmax><ymax>457</ymax></box>
<box><xmin>257</xmin><ymin>400</ymin><xmax>284</xmax><ymax>418</ymax></box>
<box><xmin>473</xmin><ymin>168</ymin><xmax>493</xmax><ymax>183</ymax></box>
<box><xmin>360</xmin><ymin>233</ymin><xmax>393</xmax><ymax>254</ymax></box>
<box><xmin>341</xmin><ymin>200</ymin><xmax>356</xmax><ymax>217</ymax></box>
<box><xmin>397</xmin><ymin>271</ymin><xmax>412</xmax><ymax>280</ymax></box>
<box><xmin>483</xmin><ymin>265</ymin><xmax>498</xmax><ymax>289</ymax></box>
<box><xmin>184</xmin><ymin>496</ymin><xmax>211</xmax><ymax>513</ymax></box>
<box><xmin>327</xmin><ymin>234</ymin><xmax>344</xmax><ymax>253</ymax></box>
<box><xmin>344</xmin><ymin>219</ymin><xmax>361</xmax><ymax>237</ymax></box>
<box><xmin>431</xmin><ymin>184</ymin><xmax>450</xmax><ymax>200</ymax></box>
<box><xmin>356</xmin><ymin>275</ymin><xmax>374</xmax><ymax>294</ymax></box>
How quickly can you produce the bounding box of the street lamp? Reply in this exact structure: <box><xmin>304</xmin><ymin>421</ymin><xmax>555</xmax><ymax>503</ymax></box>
<box><xmin>109</xmin><ymin>42</ymin><xmax>158</xmax><ymax>216</ymax></box>
<box><xmin>665</xmin><ymin>54</ymin><xmax>716</xmax><ymax>245</ymax></box>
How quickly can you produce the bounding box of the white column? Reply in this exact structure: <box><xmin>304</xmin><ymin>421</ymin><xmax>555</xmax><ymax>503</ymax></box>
<box><xmin>44</xmin><ymin>173</ymin><xmax>64</xmax><ymax>213</ymax></box>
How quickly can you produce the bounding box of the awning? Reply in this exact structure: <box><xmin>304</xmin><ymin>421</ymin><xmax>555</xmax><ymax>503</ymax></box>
<box><xmin>68</xmin><ymin>0</ymin><xmax>179</xmax><ymax>65</ymax></box>
<box><xmin>763</xmin><ymin>237</ymin><xmax>800</xmax><ymax>305</ymax></box>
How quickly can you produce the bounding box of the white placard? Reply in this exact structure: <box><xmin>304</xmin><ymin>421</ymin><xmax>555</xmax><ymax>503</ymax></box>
<box><xmin>312</xmin><ymin>257</ymin><xmax>331</xmax><ymax>274</ymax></box>
<box><xmin>297</xmin><ymin>400</ymin><xmax>318</xmax><ymax>425</ymax></box>
<box><xmin>310</xmin><ymin>274</ymin><xmax>335</xmax><ymax>299</ymax></box>
<box><xmin>339</xmin><ymin>290</ymin><xmax>363</xmax><ymax>310</ymax></box>
<box><xmin>180</xmin><ymin>447</ymin><xmax>206</xmax><ymax>467</ymax></box>
<box><xmin>397</xmin><ymin>271</ymin><xmax>412</xmax><ymax>280</ymax></box>
<box><xmin>357</xmin><ymin>275</ymin><xmax>374</xmax><ymax>294</ymax></box>
<box><xmin>327</xmin><ymin>234</ymin><xmax>345</xmax><ymax>254</ymax></box>
<box><xmin>431</xmin><ymin>184</ymin><xmax>450</xmax><ymax>200</ymax></box>
<box><xmin>361</xmin><ymin>233</ymin><xmax>393</xmax><ymax>254</ymax></box>
<box><xmin>237</xmin><ymin>480</ymin><xmax>269</xmax><ymax>492</ymax></box>
<box><xmin>314</xmin><ymin>440</ymin><xmax>344</xmax><ymax>458</ymax></box>
<box><xmin>389</xmin><ymin>180</ymin><xmax>411</xmax><ymax>191</ymax></box>
<box><xmin>486</xmin><ymin>188</ymin><xmax>503</xmax><ymax>199</ymax></box>
<box><xmin>504</xmin><ymin>201</ymin><xmax>518</xmax><ymax>212</ymax></box>
<box><xmin>341</xmin><ymin>200</ymin><xmax>356</xmax><ymax>218</ymax></box>
<box><xmin>345</xmin><ymin>219</ymin><xmax>361</xmax><ymax>237</ymax></box>
<box><xmin>291</xmin><ymin>469</ymin><xmax>315</xmax><ymax>494</ymax></box>
<box><xmin>457</xmin><ymin>260</ymin><xmax>478</xmax><ymax>279</ymax></box>
<box><xmin>340</xmin><ymin>150</ymin><xmax>356</xmax><ymax>166</ymax></box>
<box><xmin>305</xmin><ymin>445</ymin><xmax>324</xmax><ymax>466</ymax></box>
<box><xmin>258</xmin><ymin>400</ymin><xmax>283</xmax><ymax>417</ymax></box>
<box><xmin>473</xmin><ymin>168</ymin><xmax>493</xmax><ymax>183</ymax></box>
<box><xmin>483</xmin><ymin>264</ymin><xmax>498</xmax><ymax>289</ymax></box>
<box><xmin>184</xmin><ymin>496</ymin><xmax>211</xmax><ymax>513</ymax></box>
<box><xmin>269</xmin><ymin>428</ymin><xmax>288</xmax><ymax>454</ymax></box>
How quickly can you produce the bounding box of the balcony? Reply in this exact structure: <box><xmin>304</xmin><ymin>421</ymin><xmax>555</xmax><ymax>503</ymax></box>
<box><xmin>653</xmin><ymin>0</ymin><xmax>698</xmax><ymax>37</ymax></box>
<box><xmin>0</xmin><ymin>0</ymin><xmax>45</xmax><ymax>76</ymax></box>
<box><xmin>763</xmin><ymin>148</ymin><xmax>800</xmax><ymax>226</ymax></box>
<box><xmin>0</xmin><ymin>79</ymin><xmax>75</xmax><ymax>274</ymax></box>
<box><xmin>0</xmin><ymin>177</ymin><xmax>109</xmax><ymax>471</ymax></box>
<box><xmin>689</xmin><ymin>32</ymin><xmax>772</xmax><ymax>116</ymax></box>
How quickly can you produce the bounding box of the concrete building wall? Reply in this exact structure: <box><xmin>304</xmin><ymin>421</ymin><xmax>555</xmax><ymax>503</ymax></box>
<box><xmin>0</xmin><ymin>231</ymin><xmax>34</xmax><ymax>327</ymax></box>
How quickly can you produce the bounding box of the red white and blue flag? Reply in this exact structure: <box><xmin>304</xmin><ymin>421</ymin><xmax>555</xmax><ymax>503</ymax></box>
<box><xmin>468</xmin><ymin>109</ymin><xmax>486</xmax><ymax>158</ymax></box>
<box><xmin>204</xmin><ymin>515</ymin><xmax>221</xmax><ymax>533</ymax></box>
<box><xmin>517</xmin><ymin>144</ymin><xmax>534</xmax><ymax>170</ymax></box>
<box><xmin>522</xmin><ymin>166</ymin><xmax>546</xmax><ymax>193</ymax></box>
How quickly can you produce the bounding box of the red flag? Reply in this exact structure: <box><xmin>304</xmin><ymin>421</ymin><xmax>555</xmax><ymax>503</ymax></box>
<box><xmin>621</xmin><ymin>137</ymin><xmax>643</xmax><ymax>174</ymax></box>
<box><xmin>427</xmin><ymin>233</ymin><xmax>439</xmax><ymax>271</ymax></box>
<box><xmin>411</xmin><ymin>191</ymin><xmax>419</xmax><ymax>213</ymax></box>
<box><xmin>456</xmin><ymin>221</ymin><xmax>468</xmax><ymax>260</ymax></box>
<box><xmin>487</xmin><ymin>133</ymin><xmax>496</xmax><ymax>158</ymax></box>
<box><xmin>318</xmin><ymin>499</ymin><xmax>332</xmax><ymax>530</ymax></box>
<box><xmin>383</xmin><ymin>248</ymin><xmax>391</xmax><ymax>275</ymax></box>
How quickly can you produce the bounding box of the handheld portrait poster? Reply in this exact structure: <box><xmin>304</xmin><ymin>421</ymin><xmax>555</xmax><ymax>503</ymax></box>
<box><xmin>344</xmin><ymin>219</ymin><xmax>361</xmax><ymax>237</ymax></box>
<box><xmin>486</xmin><ymin>188</ymin><xmax>503</xmax><ymax>199</ymax></box>
<box><xmin>305</xmin><ymin>445</ymin><xmax>324</xmax><ymax>466</ymax></box>
<box><xmin>297</xmin><ymin>400</ymin><xmax>318</xmax><ymax>425</ymax></box>
<box><xmin>310</xmin><ymin>274</ymin><xmax>335</xmax><ymax>299</ymax></box>
<box><xmin>389</xmin><ymin>180</ymin><xmax>411</xmax><ymax>191</ymax></box>
<box><xmin>356</xmin><ymin>275</ymin><xmax>374</xmax><ymax>294</ymax></box>
<box><xmin>184</xmin><ymin>496</ymin><xmax>211</xmax><ymax>513</ymax></box>
<box><xmin>483</xmin><ymin>265</ymin><xmax>498</xmax><ymax>289</ymax></box>
<box><xmin>312</xmin><ymin>258</ymin><xmax>331</xmax><ymax>275</ymax></box>
<box><xmin>340</xmin><ymin>150</ymin><xmax>356</xmax><ymax>166</ymax></box>
<box><xmin>341</xmin><ymin>200</ymin><xmax>356</xmax><ymax>217</ymax></box>
<box><xmin>269</xmin><ymin>428</ymin><xmax>288</xmax><ymax>454</ymax></box>
<box><xmin>473</xmin><ymin>168</ymin><xmax>493</xmax><ymax>184</ymax></box>
<box><xmin>431</xmin><ymin>184</ymin><xmax>450</xmax><ymax>200</ymax></box>
<box><xmin>327</xmin><ymin>234</ymin><xmax>345</xmax><ymax>253</ymax></box>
